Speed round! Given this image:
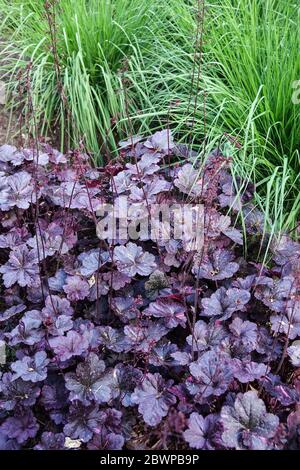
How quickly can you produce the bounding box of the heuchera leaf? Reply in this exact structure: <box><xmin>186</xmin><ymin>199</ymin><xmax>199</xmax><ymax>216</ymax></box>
<box><xmin>254</xmin><ymin>276</ymin><xmax>294</xmax><ymax>312</ymax></box>
<box><xmin>0</xmin><ymin>304</ymin><xmax>26</xmax><ymax>322</ymax></box>
<box><xmin>0</xmin><ymin>409</ymin><xmax>39</xmax><ymax>444</ymax></box>
<box><xmin>131</xmin><ymin>373</ymin><xmax>176</xmax><ymax>426</ymax></box>
<box><xmin>189</xmin><ymin>351</ymin><xmax>233</xmax><ymax>397</ymax></box>
<box><xmin>0</xmin><ymin>373</ymin><xmax>40</xmax><ymax>410</ymax></box>
<box><xmin>144</xmin><ymin>129</ymin><xmax>175</xmax><ymax>152</ymax></box>
<box><xmin>193</xmin><ymin>249</ymin><xmax>239</xmax><ymax>281</ymax></box>
<box><xmin>221</xmin><ymin>391</ymin><xmax>279</xmax><ymax>449</ymax></box>
<box><xmin>114</xmin><ymin>242</ymin><xmax>157</xmax><ymax>276</ymax></box>
<box><xmin>34</xmin><ymin>432</ymin><xmax>65</xmax><ymax>450</ymax></box>
<box><xmin>144</xmin><ymin>299</ymin><xmax>186</xmax><ymax>328</ymax></box>
<box><xmin>183</xmin><ymin>412</ymin><xmax>221</xmax><ymax>450</ymax></box>
<box><xmin>64</xmin><ymin>353</ymin><xmax>110</xmax><ymax>404</ymax></box>
<box><xmin>201</xmin><ymin>287</ymin><xmax>250</xmax><ymax>321</ymax></box>
<box><xmin>229</xmin><ymin>318</ymin><xmax>258</xmax><ymax>353</ymax></box>
<box><xmin>0</xmin><ymin>135</ymin><xmax>300</xmax><ymax>450</ymax></box>
<box><xmin>87</xmin><ymin>432</ymin><xmax>124</xmax><ymax>450</ymax></box>
<box><xmin>186</xmin><ymin>320</ymin><xmax>227</xmax><ymax>352</ymax></box>
<box><xmin>287</xmin><ymin>341</ymin><xmax>300</xmax><ymax>367</ymax></box>
<box><xmin>63</xmin><ymin>404</ymin><xmax>102</xmax><ymax>443</ymax></box>
<box><xmin>6</xmin><ymin>310</ymin><xmax>44</xmax><ymax>346</ymax></box>
<box><xmin>174</xmin><ymin>164</ymin><xmax>202</xmax><ymax>196</ymax></box>
<box><xmin>11</xmin><ymin>351</ymin><xmax>50</xmax><ymax>382</ymax></box>
<box><xmin>270</xmin><ymin>299</ymin><xmax>300</xmax><ymax>339</ymax></box>
<box><xmin>49</xmin><ymin>330</ymin><xmax>89</xmax><ymax>361</ymax></box>
<box><xmin>63</xmin><ymin>275</ymin><xmax>90</xmax><ymax>301</ymax></box>
<box><xmin>0</xmin><ymin>245</ymin><xmax>39</xmax><ymax>288</ymax></box>
<box><xmin>232</xmin><ymin>359</ymin><xmax>269</xmax><ymax>383</ymax></box>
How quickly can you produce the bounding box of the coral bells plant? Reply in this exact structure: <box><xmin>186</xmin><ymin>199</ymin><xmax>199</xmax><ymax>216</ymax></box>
<box><xmin>0</xmin><ymin>131</ymin><xmax>300</xmax><ymax>450</ymax></box>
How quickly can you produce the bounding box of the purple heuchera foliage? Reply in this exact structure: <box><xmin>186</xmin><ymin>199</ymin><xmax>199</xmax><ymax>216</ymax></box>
<box><xmin>49</xmin><ymin>330</ymin><xmax>89</xmax><ymax>361</ymax></box>
<box><xmin>0</xmin><ymin>135</ymin><xmax>299</xmax><ymax>450</ymax></box>
<box><xmin>186</xmin><ymin>320</ymin><xmax>227</xmax><ymax>353</ymax></box>
<box><xmin>270</xmin><ymin>299</ymin><xmax>300</xmax><ymax>339</ymax></box>
<box><xmin>229</xmin><ymin>317</ymin><xmax>258</xmax><ymax>353</ymax></box>
<box><xmin>6</xmin><ymin>310</ymin><xmax>44</xmax><ymax>346</ymax></box>
<box><xmin>63</xmin><ymin>403</ymin><xmax>102</xmax><ymax>442</ymax></box>
<box><xmin>0</xmin><ymin>245</ymin><xmax>39</xmax><ymax>288</ymax></box>
<box><xmin>114</xmin><ymin>242</ymin><xmax>157</xmax><ymax>276</ymax></box>
<box><xmin>232</xmin><ymin>359</ymin><xmax>269</xmax><ymax>383</ymax></box>
<box><xmin>0</xmin><ymin>373</ymin><xmax>40</xmax><ymax>410</ymax></box>
<box><xmin>189</xmin><ymin>351</ymin><xmax>233</xmax><ymax>398</ymax></box>
<box><xmin>63</xmin><ymin>275</ymin><xmax>90</xmax><ymax>301</ymax></box>
<box><xmin>0</xmin><ymin>409</ymin><xmax>39</xmax><ymax>444</ymax></box>
<box><xmin>183</xmin><ymin>412</ymin><xmax>221</xmax><ymax>449</ymax></box>
<box><xmin>1</xmin><ymin>171</ymin><xmax>35</xmax><ymax>210</ymax></box>
<box><xmin>65</xmin><ymin>353</ymin><xmax>110</xmax><ymax>404</ymax></box>
<box><xmin>34</xmin><ymin>432</ymin><xmax>65</xmax><ymax>450</ymax></box>
<box><xmin>287</xmin><ymin>341</ymin><xmax>300</xmax><ymax>367</ymax></box>
<box><xmin>201</xmin><ymin>286</ymin><xmax>250</xmax><ymax>321</ymax></box>
<box><xmin>221</xmin><ymin>391</ymin><xmax>279</xmax><ymax>450</ymax></box>
<box><xmin>11</xmin><ymin>351</ymin><xmax>50</xmax><ymax>382</ymax></box>
<box><xmin>144</xmin><ymin>299</ymin><xmax>186</xmax><ymax>328</ymax></box>
<box><xmin>87</xmin><ymin>432</ymin><xmax>124</xmax><ymax>450</ymax></box>
<box><xmin>193</xmin><ymin>248</ymin><xmax>239</xmax><ymax>281</ymax></box>
<box><xmin>132</xmin><ymin>373</ymin><xmax>176</xmax><ymax>426</ymax></box>
<box><xmin>0</xmin><ymin>304</ymin><xmax>26</xmax><ymax>322</ymax></box>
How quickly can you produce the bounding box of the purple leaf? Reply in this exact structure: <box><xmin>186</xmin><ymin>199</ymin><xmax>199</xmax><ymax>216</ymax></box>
<box><xmin>260</xmin><ymin>373</ymin><xmax>298</xmax><ymax>406</ymax></box>
<box><xmin>186</xmin><ymin>320</ymin><xmax>227</xmax><ymax>352</ymax></box>
<box><xmin>193</xmin><ymin>249</ymin><xmax>239</xmax><ymax>281</ymax></box>
<box><xmin>232</xmin><ymin>359</ymin><xmax>269</xmax><ymax>383</ymax></box>
<box><xmin>254</xmin><ymin>276</ymin><xmax>294</xmax><ymax>312</ymax></box>
<box><xmin>64</xmin><ymin>404</ymin><xmax>101</xmax><ymax>443</ymax></box>
<box><xmin>144</xmin><ymin>129</ymin><xmax>174</xmax><ymax>152</ymax></box>
<box><xmin>11</xmin><ymin>351</ymin><xmax>50</xmax><ymax>382</ymax></box>
<box><xmin>63</xmin><ymin>275</ymin><xmax>90</xmax><ymax>301</ymax></box>
<box><xmin>229</xmin><ymin>318</ymin><xmax>258</xmax><ymax>353</ymax></box>
<box><xmin>202</xmin><ymin>287</ymin><xmax>250</xmax><ymax>321</ymax></box>
<box><xmin>2</xmin><ymin>171</ymin><xmax>35</xmax><ymax>209</ymax></box>
<box><xmin>132</xmin><ymin>373</ymin><xmax>176</xmax><ymax>426</ymax></box>
<box><xmin>0</xmin><ymin>304</ymin><xmax>26</xmax><ymax>322</ymax></box>
<box><xmin>49</xmin><ymin>330</ymin><xmax>89</xmax><ymax>361</ymax></box>
<box><xmin>287</xmin><ymin>341</ymin><xmax>300</xmax><ymax>367</ymax></box>
<box><xmin>65</xmin><ymin>353</ymin><xmax>111</xmax><ymax>404</ymax></box>
<box><xmin>270</xmin><ymin>299</ymin><xmax>300</xmax><ymax>339</ymax></box>
<box><xmin>189</xmin><ymin>351</ymin><xmax>233</xmax><ymax>397</ymax></box>
<box><xmin>184</xmin><ymin>412</ymin><xmax>220</xmax><ymax>450</ymax></box>
<box><xmin>0</xmin><ymin>409</ymin><xmax>39</xmax><ymax>444</ymax></box>
<box><xmin>87</xmin><ymin>432</ymin><xmax>124</xmax><ymax>450</ymax></box>
<box><xmin>78</xmin><ymin>249</ymin><xmax>109</xmax><ymax>277</ymax></box>
<box><xmin>221</xmin><ymin>391</ymin><xmax>279</xmax><ymax>449</ymax></box>
<box><xmin>0</xmin><ymin>372</ymin><xmax>40</xmax><ymax>410</ymax></box>
<box><xmin>174</xmin><ymin>164</ymin><xmax>202</xmax><ymax>196</ymax></box>
<box><xmin>6</xmin><ymin>310</ymin><xmax>44</xmax><ymax>346</ymax></box>
<box><xmin>144</xmin><ymin>299</ymin><xmax>186</xmax><ymax>328</ymax></box>
<box><xmin>34</xmin><ymin>432</ymin><xmax>65</xmax><ymax>450</ymax></box>
<box><xmin>0</xmin><ymin>245</ymin><xmax>39</xmax><ymax>288</ymax></box>
<box><xmin>114</xmin><ymin>242</ymin><xmax>156</xmax><ymax>277</ymax></box>
<box><xmin>124</xmin><ymin>320</ymin><xmax>168</xmax><ymax>353</ymax></box>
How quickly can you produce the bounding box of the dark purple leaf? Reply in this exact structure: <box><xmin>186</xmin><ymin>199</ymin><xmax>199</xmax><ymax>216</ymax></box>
<box><xmin>221</xmin><ymin>391</ymin><xmax>279</xmax><ymax>449</ymax></box>
<box><xmin>132</xmin><ymin>373</ymin><xmax>176</xmax><ymax>426</ymax></box>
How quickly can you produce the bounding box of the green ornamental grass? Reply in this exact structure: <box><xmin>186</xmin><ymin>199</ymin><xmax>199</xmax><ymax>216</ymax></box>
<box><xmin>0</xmin><ymin>0</ymin><xmax>299</xmax><ymax>233</ymax></box>
<box><xmin>0</xmin><ymin>0</ymin><xmax>159</xmax><ymax>162</ymax></box>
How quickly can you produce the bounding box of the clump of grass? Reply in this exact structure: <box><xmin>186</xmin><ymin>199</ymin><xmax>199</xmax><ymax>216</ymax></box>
<box><xmin>0</xmin><ymin>0</ymin><xmax>159</xmax><ymax>162</ymax></box>
<box><xmin>129</xmin><ymin>0</ymin><xmax>300</xmax><ymax>234</ymax></box>
<box><xmin>203</xmin><ymin>0</ymin><xmax>300</xmax><ymax>233</ymax></box>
